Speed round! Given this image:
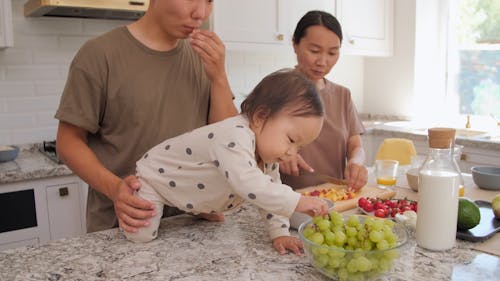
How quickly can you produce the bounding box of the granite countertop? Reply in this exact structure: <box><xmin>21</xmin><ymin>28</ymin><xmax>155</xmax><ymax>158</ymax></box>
<box><xmin>0</xmin><ymin>201</ymin><xmax>498</xmax><ymax>281</ymax></box>
<box><xmin>0</xmin><ymin>144</ymin><xmax>72</xmax><ymax>185</ymax></box>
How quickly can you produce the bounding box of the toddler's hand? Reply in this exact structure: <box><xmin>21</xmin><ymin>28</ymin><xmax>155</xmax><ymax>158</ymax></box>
<box><xmin>272</xmin><ymin>236</ymin><xmax>303</xmax><ymax>256</ymax></box>
<box><xmin>295</xmin><ymin>195</ymin><xmax>328</xmax><ymax>217</ymax></box>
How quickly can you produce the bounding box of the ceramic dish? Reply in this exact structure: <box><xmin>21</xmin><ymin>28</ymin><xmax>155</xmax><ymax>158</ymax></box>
<box><xmin>456</xmin><ymin>200</ymin><xmax>500</xmax><ymax>242</ymax></box>
<box><xmin>0</xmin><ymin>145</ymin><xmax>19</xmax><ymax>162</ymax></box>
<box><xmin>357</xmin><ymin>197</ymin><xmax>418</xmax><ymax>219</ymax></box>
<box><xmin>471</xmin><ymin>166</ymin><xmax>500</xmax><ymax>190</ymax></box>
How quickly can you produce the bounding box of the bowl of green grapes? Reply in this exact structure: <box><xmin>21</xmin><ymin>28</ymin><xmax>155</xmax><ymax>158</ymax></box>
<box><xmin>298</xmin><ymin>211</ymin><xmax>409</xmax><ymax>281</ymax></box>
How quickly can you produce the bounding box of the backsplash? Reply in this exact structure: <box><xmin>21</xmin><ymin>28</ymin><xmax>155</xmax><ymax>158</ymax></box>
<box><xmin>0</xmin><ymin>0</ymin><xmax>363</xmax><ymax>146</ymax></box>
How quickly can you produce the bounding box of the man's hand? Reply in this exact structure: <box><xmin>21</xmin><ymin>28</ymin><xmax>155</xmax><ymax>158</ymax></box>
<box><xmin>279</xmin><ymin>154</ymin><xmax>314</xmax><ymax>176</ymax></box>
<box><xmin>111</xmin><ymin>175</ymin><xmax>156</xmax><ymax>233</ymax></box>
<box><xmin>189</xmin><ymin>29</ymin><xmax>226</xmax><ymax>82</ymax></box>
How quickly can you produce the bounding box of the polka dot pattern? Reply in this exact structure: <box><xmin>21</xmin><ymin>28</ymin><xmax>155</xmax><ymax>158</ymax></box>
<box><xmin>281</xmin><ymin>224</ymin><xmax>287</xmax><ymax>228</ymax></box>
<box><xmin>144</xmin><ymin>154</ymin><xmax>148</xmax><ymax>159</ymax></box>
<box><xmin>248</xmin><ymin>193</ymin><xmax>256</xmax><ymax>200</ymax></box>
<box><xmin>228</xmin><ymin>142</ymin><xmax>235</xmax><ymax>148</ymax></box>
<box><xmin>197</xmin><ymin>183</ymin><xmax>205</xmax><ymax>190</ymax></box>
<box><xmin>169</xmin><ymin>181</ymin><xmax>176</xmax><ymax>187</ymax></box>
<box><xmin>186</xmin><ymin>203</ymin><xmax>193</xmax><ymax>209</ymax></box>
<box><xmin>213</xmin><ymin>160</ymin><xmax>219</xmax><ymax>167</ymax></box>
<box><xmin>186</xmin><ymin>148</ymin><xmax>192</xmax><ymax>155</ymax></box>
<box><xmin>225</xmin><ymin>171</ymin><xmax>229</xmax><ymax>178</ymax></box>
<box><xmin>266</xmin><ymin>213</ymin><xmax>273</xmax><ymax>220</ymax></box>
<box><xmin>208</xmin><ymin>132</ymin><xmax>214</xmax><ymax>139</ymax></box>
<box><xmin>227</xmin><ymin>204</ymin><xmax>233</xmax><ymax>209</ymax></box>
<box><xmin>158</xmin><ymin>168</ymin><xmax>165</xmax><ymax>174</ymax></box>
<box><xmin>271</xmin><ymin>163</ymin><xmax>277</xmax><ymax>170</ymax></box>
<box><xmin>229</xmin><ymin>194</ymin><xmax>234</xmax><ymax>198</ymax></box>
<box><xmin>165</xmin><ymin>145</ymin><xmax>170</xmax><ymax>150</ymax></box>
<box><xmin>236</xmin><ymin>125</ymin><xmax>244</xmax><ymax>128</ymax></box>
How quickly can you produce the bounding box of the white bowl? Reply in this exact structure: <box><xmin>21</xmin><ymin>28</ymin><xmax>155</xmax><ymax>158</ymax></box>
<box><xmin>406</xmin><ymin>168</ymin><xmax>419</xmax><ymax>191</ymax></box>
<box><xmin>471</xmin><ymin>166</ymin><xmax>500</xmax><ymax>190</ymax></box>
<box><xmin>289</xmin><ymin>199</ymin><xmax>334</xmax><ymax>229</ymax></box>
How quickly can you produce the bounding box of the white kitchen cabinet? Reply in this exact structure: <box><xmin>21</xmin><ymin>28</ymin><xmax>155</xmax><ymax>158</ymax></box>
<box><xmin>0</xmin><ymin>0</ymin><xmax>14</xmax><ymax>48</ymax></box>
<box><xmin>457</xmin><ymin>146</ymin><xmax>500</xmax><ymax>173</ymax></box>
<box><xmin>336</xmin><ymin>0</ymin><xmax>394</xmax><ymax>56</ymax></box>
<box><xmin>212</xmin><ymin>0</ymin><xmax>335</xmax><ymax>51</ymax></box>
<box><xmin>0</xmin><ymin>176</ymin><xmax>86</xmax><ymax>251</ymax></box>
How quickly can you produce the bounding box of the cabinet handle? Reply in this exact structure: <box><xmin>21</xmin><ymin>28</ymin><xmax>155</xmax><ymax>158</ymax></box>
<box><xmin>276</xmin><ymin>34</ymin><xmax>284</xmax><ymax>41</ymax></box>
<box><xmin>460</xmin><ymin>154</ymin><xmax>467</xmax><ymax>161</ymax></box>
<box><xmin>59</xmin><ymin>187</ymin><xmax>69</xmax><ymax>197</ymax></box>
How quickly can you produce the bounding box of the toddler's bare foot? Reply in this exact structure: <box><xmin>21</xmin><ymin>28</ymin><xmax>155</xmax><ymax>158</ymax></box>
<box><xmin>196</xmin><ymin>212</ymin><xmax>225</xmax><ymax>222</ymax></box>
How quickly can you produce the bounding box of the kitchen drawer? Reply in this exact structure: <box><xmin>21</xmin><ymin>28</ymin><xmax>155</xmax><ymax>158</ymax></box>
<box><xmin>46</xmin><ymin>182</ymin><xmax>83</xmax><ymax>240</ymax></box>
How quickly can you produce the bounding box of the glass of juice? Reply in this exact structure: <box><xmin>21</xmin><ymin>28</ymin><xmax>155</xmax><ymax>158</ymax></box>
<box><xmin>375</xmin><ymin>160</ymin><xmax>399</xmax><ymax>188</ymax></box>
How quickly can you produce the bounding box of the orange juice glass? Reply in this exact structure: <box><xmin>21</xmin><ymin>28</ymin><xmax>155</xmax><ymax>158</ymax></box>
<box><xmin>375</xmin><ymin>160</ymin><xmax>399</xmax><ymax>188</ymax></box>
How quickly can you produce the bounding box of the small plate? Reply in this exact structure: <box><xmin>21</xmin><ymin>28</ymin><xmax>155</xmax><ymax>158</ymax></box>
<box><xmin>358</xmin><ymin>198</ymin><xmax>417</xmax><ymax>219</ymax></box>
<box><xmin>456</xmin><ymin>200</ymin><xmax>500</xmax><ymax>242</ymax></box>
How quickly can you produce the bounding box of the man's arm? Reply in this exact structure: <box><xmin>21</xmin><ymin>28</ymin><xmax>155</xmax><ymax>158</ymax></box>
<box><xmin>56</xmin><ymin>121</ymin><xmax>155</xmax><ymax>232</ymax></box>
<box><xmin>189</xmin><ymin>29</ymin><xmax>238</xmax><ymax>123</ymax></box>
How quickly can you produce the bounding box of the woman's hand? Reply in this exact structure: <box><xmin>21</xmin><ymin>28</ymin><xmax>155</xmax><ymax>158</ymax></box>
<box><xmin>344</xmin><ymin>162</ymin><xmax>368</xmax><ymax>191</ymax></box>
<box><xmin>295</xmin><ymin>195</ymin><xmax>329</xmax><ymax>217</ymax></box>
<box><xmin>272</xmin><ymin>236</ymin><xmax>304</xmax><ymax>256</ymax></box>
<box><xmin>111</xmin><ymin>175</ymin><xmax>156</xmax><ymax>233</ymax></box>
<box><xmin>279</xmin><ymin>154</ymin><xmax>314</xmax><ymax>176</ymax></box>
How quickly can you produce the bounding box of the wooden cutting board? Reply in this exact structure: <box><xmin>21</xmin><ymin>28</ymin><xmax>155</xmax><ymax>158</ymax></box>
<box><xmin>297</xmin><ymin>183</ymin><xmax>396</xmax><ymax>212</ymax></box>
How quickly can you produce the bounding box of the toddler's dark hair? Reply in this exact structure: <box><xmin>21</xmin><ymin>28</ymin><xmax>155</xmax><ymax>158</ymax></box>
<box><xmin>240</xmin><ymin>69</ymin><xmax>324</xmax><ymax>120</ymax></box>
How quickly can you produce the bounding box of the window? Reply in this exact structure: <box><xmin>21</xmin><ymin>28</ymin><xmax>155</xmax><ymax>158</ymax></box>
<box><xmin>447</xmin><ymin>0</ymin><xmax>500</xmax><ymax>128</ymax></box>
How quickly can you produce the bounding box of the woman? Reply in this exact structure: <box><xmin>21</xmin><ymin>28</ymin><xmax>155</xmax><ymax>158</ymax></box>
<box><xmin>280</xmin><ymin>10</ymin><xmax>368</xmax><ymax>191</ymax></box>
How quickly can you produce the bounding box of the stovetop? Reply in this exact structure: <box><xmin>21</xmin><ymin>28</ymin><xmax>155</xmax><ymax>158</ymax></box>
<box><xmin>39</xmin><ymin>140</ymin><xmax>63</xmax><ymax>164</ymax></box>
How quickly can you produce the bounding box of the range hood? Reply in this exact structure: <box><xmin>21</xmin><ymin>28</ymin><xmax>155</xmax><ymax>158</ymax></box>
<box><xmin>24</xmin><ymin>0</ymin><xmax>149</xmax><ymax>20</ymax></box>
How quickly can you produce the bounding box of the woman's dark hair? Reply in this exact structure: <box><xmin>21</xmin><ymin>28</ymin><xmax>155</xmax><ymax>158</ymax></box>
<box><xmin>293</xmin><ymin>10</ymin><xmax>343</xmax><ymax>45</ymax></box>
<box><xmin>240</xmin><ymin>69</ymin><xmax>324</xmax><ymax>121</ymax></box>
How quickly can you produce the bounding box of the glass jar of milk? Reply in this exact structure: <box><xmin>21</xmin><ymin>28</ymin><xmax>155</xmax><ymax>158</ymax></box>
<box><xmin>416</xmin><ymin>128</ymin><xmax>461</xmax><ymax>251</ymax></box>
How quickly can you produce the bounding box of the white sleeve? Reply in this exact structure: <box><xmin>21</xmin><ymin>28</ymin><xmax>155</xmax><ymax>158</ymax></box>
<box><xmin>208</xmin><ymin>131</ymin><xmax>300</xmax><ymax>218</ymax></box>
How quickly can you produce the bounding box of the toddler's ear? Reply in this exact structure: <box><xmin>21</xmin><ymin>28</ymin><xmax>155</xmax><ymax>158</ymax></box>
<box><xmin>252</xmin><ymin>106</ymin><xmax>271</xmax><ymax>128</ymax></box>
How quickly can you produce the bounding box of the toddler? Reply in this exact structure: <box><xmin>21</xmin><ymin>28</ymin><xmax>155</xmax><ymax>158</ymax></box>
<box><xmin>125</xmin><ymin>70</ymin><xmax>329</xmax><ymax>255</ymax></box>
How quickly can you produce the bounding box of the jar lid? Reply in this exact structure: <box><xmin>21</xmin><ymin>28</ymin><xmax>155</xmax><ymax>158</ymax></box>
<box><xmin>428</xmin><ymin>127</ymin><xmax>456</xmax><ymax>148</ymax></box>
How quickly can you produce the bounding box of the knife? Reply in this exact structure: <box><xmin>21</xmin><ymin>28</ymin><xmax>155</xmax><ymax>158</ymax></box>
<box><xmin>304</xmin><ymin>171</ymin><xmax>350</xmax><ymax>187</ymax></box>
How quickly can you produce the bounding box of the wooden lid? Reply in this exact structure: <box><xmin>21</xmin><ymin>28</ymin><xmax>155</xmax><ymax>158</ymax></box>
<box><xmin>428</xmin><ymin>128</ymin><xmax>456</xmax><ymax>149</ymax></box>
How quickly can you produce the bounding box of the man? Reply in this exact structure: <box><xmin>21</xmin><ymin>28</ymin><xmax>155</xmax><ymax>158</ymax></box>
<box><xmin>55</xmin><ymin>0</ymin><xmax>237</xmax><ymax>234</ymax></box>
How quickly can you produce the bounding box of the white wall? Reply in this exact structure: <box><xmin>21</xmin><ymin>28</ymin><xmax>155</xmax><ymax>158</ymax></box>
<box><xmin>0</xmin><ymin>0</ymin><xmax>365</xmax><ymax>146</ymax></box>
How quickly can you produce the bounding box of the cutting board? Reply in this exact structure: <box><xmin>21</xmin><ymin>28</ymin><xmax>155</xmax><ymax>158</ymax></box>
<box><xmin>297</xmin><ymin>183</ymin><xmax>396</xmax><ymax>212</ymax></box>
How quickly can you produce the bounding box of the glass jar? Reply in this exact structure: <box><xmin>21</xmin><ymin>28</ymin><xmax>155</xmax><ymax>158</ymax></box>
<box><xmin>416</xmin><ymin>128</ymin><xmax>461</xmax><ymax>251</ymax></box>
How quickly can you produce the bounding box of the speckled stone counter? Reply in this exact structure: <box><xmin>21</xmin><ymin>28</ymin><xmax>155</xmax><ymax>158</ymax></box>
<box><xmin>0</xmin><ymin>144</ymin><xmax>72</xmax><ymax>184</ymax></box>
<box><xmin>0</xmin><ymin>202</ymin><xmax>499</xmax><ymax>281</ymax></box>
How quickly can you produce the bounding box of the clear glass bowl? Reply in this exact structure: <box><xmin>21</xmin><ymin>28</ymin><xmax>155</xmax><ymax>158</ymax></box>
<box><xmin>298</xmin><ymin>214</ymin><xmax>409</xmax><ymax>281</ymax></box>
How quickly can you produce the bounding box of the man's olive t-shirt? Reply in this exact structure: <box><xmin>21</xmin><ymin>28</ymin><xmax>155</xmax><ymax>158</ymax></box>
<box><xmin>55</xmin><ymin>26</ymin><xmax>210</xmax><ymax>232</ymax></box>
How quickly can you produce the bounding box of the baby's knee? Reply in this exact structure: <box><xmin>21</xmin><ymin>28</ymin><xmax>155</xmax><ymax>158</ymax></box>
<box><xmin>124</xmin><ymin>228</ymin><xmax>159</xmax><ymax>243</ymax></box>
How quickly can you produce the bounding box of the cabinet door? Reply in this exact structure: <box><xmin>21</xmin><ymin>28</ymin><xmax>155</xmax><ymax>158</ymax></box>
<box><xmin>285</xmin><ymin>0</ymin><xmax>337</xmax><ymax>43</ymax></box>
<box><xmin>0</xmin><ymin>0</ymin><xmax>13</xmax><ymax>48</ymax></box>
<box><xmin>213</xmin><ymin>0</ymin><xmax>286</xmax><ymax>46</ymax></box>
<box><xmin>336</xmin><ymin>0</ymin><xmax>393</xmax><ymax>56</ymax></box>
<box><xmin>46</xmin><ymin>182</ymin><xmax>84</xmax><ymax>240</ymax></box>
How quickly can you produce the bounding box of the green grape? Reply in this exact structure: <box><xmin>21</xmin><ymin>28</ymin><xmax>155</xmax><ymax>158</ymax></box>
<box><xmin>317</xmin><ymin>218</ymin><xmax>331</xmax><ymax>231</ymax></box>
<box><xmin>328</xmin><ymin>256</ymin><xmax>341</xmax><ymax>268</ymax></box>
<box><xmin>368</xmin><ymin>230</ymin><xmax>383</xmax><ymax>242</ymax></box>
<box><xmin>346</xmin><ymin>258</ymin><xmax>359</xmax><ymax>273</ymax></box>
<box><xmin>383</xmin><ymin>218</ymin><xmax>395</xmax><ymax>228</ymax></box>
<box><xmin>376</xmin><ymin>239</ymin><xmax>389</xmax><ymax>250</ymax></box>
<box><xmin>347</xmin><ymin>236</ymin><xmax>358</xmax><ymax>248</ymax></box>
<box><xmin>347</xmin><ymin>215</ymin><xmax>360</xmax><ymax>227</ymax></box>
<box><xmin>357</xmin><ymin>256</ymin><xmax>372</xmax><ymax>272</ymax></box>
<box><xmin>338</xmin><ymin>268</ymin><xmax>349</xmax><ymax>281</ymax></box>
<box><xmin>302</xmin><ymin>226</ymin><xmax>315</xmax><ymax>238</ymax></box>
<box><xmin>314</xmin><ymin>253</ymin><xmax>329</xmax><ymax>268</ymax></box>
<box><xmin>334</xmin><ymin>230</ymin><xmax>346</xmax><ymax>245</ymax></box>
<box><xmin>346</xmin><ymin>226</ymin><xmax>357</xmax><ymax>237</ymax></box>
<box><xmin>384</xmin><ymin>249</ymin><xmax>400</xmax><ymax>260</ymax></box>
<box><xmin>362</xmin><ymin>239</ymin><xmax>373</xmax><ymax>251</ymax></box>
<box><xmin>357</xmin><ymin>228</ymin><xmax>367</xmax><ymax>241</ymax></box>
<box><xmin>323</xmin><ymin>230</ymin><xmax>335</xmax><ymax>244</ymax></box>
<box><xmin>385</xmin><ymin>232</ymin><xmax>397</xmax><ymax>244</ymax></box>
<box><xmin>310</xmin><ymin>232</ymin><xmax>325</xmax><ymax>245</ymax></box>
<box><xmin>312</xmin><ymin>216</ymin><xmax>323</xmax><ymax>224</ymax></box>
